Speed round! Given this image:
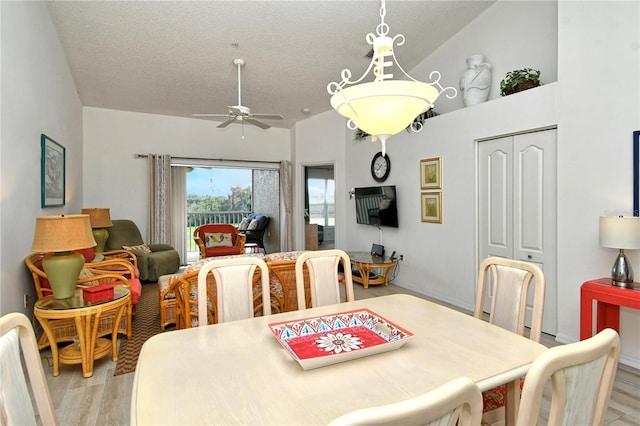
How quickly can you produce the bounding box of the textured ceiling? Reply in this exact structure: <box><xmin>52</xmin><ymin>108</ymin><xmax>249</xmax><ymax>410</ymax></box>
<box><xmin>47</xmin><ymin>1</ymin><xmax>495</xmax><ymax>129</ymax></box>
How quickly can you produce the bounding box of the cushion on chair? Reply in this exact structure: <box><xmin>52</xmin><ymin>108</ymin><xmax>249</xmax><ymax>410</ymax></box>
<box><xmin>204</xmin><ymin>233</ymin><xmax>233</xmax><ymax>247</ymax></box>
<box><xmin>247</xmin><ymin>219</ymin><xmax>259</xmax><ymax>230</ymax></box>
<box><xmin>205</xmin><ymin>246</ymin><xmax>242</xmax><ymax>257</ymax></box>
<box><xmin>238</xmin><ymin>217</ymin><xmax>251</xmax><ymax>230</ymax></box>
<box><xmin>482</xmin><ymin>377</ymin><xmax>525</xmax><ymax>412</ymax></box>
<box><xmin>76</xmin><ymin>247</ymin><xmax>96</xmax><ymax>262</ymax></box>
<box><xmin>122</xmin><ymin>243</ymin><xmax>152</xmax><ymax>253</ymax></box>
<box><xmin>128</xmin><ymin>278</ymin><xmax>142</xmax><ymax>304</ymax></box>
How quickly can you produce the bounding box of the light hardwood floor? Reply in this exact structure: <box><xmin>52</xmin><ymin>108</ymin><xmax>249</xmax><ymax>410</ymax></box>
<box><xmin>40</xmin><ymin>282</ymin><xmax>640</xmax><ymax>425</ymax></box>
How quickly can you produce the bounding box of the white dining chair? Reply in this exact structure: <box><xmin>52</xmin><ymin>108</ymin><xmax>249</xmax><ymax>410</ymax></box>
<box><xmin>328</xmin><ymin>377</ymin><xmax>483</xmax><ymax>426</ymax></box>
<box><xmin>517</xmin><ymin>328</ymin><xmax>620</xmax><ymax>426</ymax></box>
<box><xmin>295</xmin><ymin>249</ymin><xmax>354</xmax><ymax>309</ymax></box>
<box><xmin>197</xmin><ymin>256</ymin><xmax>271</xmax><ymax>326</ymax></box>
<box><xmin>475</xmin><ymin>256</ymin><xmax>545</xmax><ymax>423</ymax></box>
<box><xmin>0</xmin><ymin>312</ymin><xmax>57</xmax><ymax>425</ymax></box>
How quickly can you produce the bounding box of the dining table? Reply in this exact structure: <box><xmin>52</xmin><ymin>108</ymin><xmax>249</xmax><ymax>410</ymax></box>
<box><xmin>131</xmin><ymin>294</ymin><xmax>546</xmax><ymax>425</ymax></box>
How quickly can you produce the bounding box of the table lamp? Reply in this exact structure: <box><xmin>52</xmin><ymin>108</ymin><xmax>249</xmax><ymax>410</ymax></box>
<box><xmin>599</xmin><ymin>216</ymin><xmax>640</xmax><ymax>288</ymax></box>
<box><xmin>31</xmin><ymin>214</ymin><xmax>96</xmax><ymax>299</ymax></box>
<box><xmin>81</xmin><ymin>208</ymin><xmax>112</xmax><ymax>258</ymax></box>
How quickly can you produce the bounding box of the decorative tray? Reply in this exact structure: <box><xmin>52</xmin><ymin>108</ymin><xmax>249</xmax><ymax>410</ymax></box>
<box><xmin>268</xmin><ymin>308</ymin><xmax>413</xmax><ymax>370</ymax></box>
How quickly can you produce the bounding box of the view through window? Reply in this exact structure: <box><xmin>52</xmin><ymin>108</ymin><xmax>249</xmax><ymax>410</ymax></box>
<box><xmin>307</xmin><ymin>178</ymin><xmax>335</xmax><ymax>227</ymax></box>
<box><xmin>187</xmin><ymin>167</ymin><xmax>252</xmax><ymax>216</ymax></box>
<box><xmin>184</xmin><ymin>165</ymin><xmax>281</xmax><ymax>256</ymax></box>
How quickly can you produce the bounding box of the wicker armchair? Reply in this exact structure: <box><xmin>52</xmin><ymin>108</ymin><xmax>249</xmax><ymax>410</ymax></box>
<box><xmin>193</xmin><ymin>224</ymin><xmax>246</xmax><ymax>259</ymax></box>
<box><xmin>25</xmin><ymin>253</ymin><xmax>136</xmax><ymax>349</ymax></box>
<box><xmin>159</xmin><ymin>251</ymin><xmax>311</xmax><ymax>330</ymax></box>
<box><xmin>168</xmin><ymin>266</ymin><xmax>284</xmax><ymax>329</ymax></box>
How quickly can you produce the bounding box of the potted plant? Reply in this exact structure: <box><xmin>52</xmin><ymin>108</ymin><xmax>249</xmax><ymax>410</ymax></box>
<box><xmin>500</xmin><ymin>68</ymin><xmax>541</xmax><ymax>96</ymax></box>
<box><xmin>353</xmin><ymin>109</ymin><xmax>439</xmax><ymax>141</ymax></box>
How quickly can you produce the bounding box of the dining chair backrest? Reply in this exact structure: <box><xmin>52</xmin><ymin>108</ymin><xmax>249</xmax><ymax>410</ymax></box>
<box><xmin>295</xmin><ymin>249</ymin><xmax>354</xmax><ymax>309</ymax></box>
<box><xmin>517</xmin><ymin>328</ymin><xmax>620</xmax><ymax>426</ymax></box>
<box><xmin>0</xmin><ymin>312</ymin><xmax>57</xmax><ymax>426</ymax></box>
<box><xmin>475</xmin><ymin>256</ymin><xmax>546</xmax><ymax>342</ymax></box>
<box><xmin>328</xmin><ymin>376</ymin><xmax>483</xmax><ymax>426</ymax></box>
<box><xmin>197</xmin><ymin>256</ymin><xmax>271</xmax><ymax>325</ymax></box>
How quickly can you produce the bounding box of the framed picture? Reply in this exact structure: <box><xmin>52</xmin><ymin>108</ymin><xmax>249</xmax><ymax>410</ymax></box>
<box><xmin>41</xmin><ymin>134</ymin><xmax>65</xmax><ymax>207</ymax></box>
<box><xmin>421</xmin><ymin>192</ymin><xmax>442</xmax><ymax>223</ymax></box>
<box><xmin>634</xmin><ymin>130</ymin><xmax>640</xmax><ymax>216</ymax></box>
<box><xmin>420</xmin><ymin>157</ymin><xmax>442</xmax><ymax>189</ymax></box>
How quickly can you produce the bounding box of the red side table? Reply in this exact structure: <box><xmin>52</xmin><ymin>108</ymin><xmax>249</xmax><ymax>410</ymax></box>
<box><xmin>580</xmin><ymin>278</ymin><xmax>640</xmax><ymax>340</ymax></box>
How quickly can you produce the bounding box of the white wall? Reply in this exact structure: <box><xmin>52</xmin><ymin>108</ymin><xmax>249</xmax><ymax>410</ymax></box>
<box><xmin>555</xmin><ymin>0</ymin><xmax>640</xmax><ymax>366</ymax></box>
<box><xmin>293</xmin><ymin>111</ymin><xmax>348</xmax><ymax>250</ymax></box>
<box><xmin>83</xmin><ymin>107</ymin><xmax>291</xmax><ymax>239</ymax></box>
<box><xmin>414</xmin><ymin>0</ymin><xmax>558</xmax><ymax>114</ymax></box>
<box><xmin>0</xmin><ymin>1</ymin><xmax>83</xmax><ymax>314</ymax></box>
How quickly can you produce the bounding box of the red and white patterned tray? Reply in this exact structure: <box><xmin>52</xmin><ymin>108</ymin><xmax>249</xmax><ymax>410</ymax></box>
<box><xmin>268</xmin><ymin>308</ymin><xmax>413</xmax><ymax>370</ymax></box>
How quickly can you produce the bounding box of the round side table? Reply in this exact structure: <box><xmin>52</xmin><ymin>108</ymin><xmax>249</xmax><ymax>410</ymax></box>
<box><xmin>34</xmin><ymin>286</ymin><xmax>130</xmax><ymax>378</ymax></box>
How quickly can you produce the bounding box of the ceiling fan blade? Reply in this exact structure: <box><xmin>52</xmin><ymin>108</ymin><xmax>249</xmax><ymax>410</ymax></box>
<box><xmin>252</xmin><ymin>114</ymin><xmax>283</xmax><ymax>120</ymax></box>
<box><xmin>244</xmin><ymin>118</ymin><xmax>271</xmax><ymax>129</ymax></box>
<box><xmin>217</xmin><ymin>118</ymin><xmax>237</xmax><ymax>128</ymax></box>
<box><xmin>193</xmin><ymin>113</ymin><xmax>230</xmax><ymax>117</ymax></box>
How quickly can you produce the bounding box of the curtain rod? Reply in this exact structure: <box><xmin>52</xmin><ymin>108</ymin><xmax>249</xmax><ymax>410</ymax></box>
<box><xmin>134</xmin><ymin>154</ymin><xmax>281</xmax><ymax>165</ymax></box>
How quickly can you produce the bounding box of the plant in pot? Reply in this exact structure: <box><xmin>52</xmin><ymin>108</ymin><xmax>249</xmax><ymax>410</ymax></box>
<box><xmin>500</xmin><ymin>68</ymin><xmax>541</xmax><ymax>96</ymax></box>
<box><xmin>353</xmin><ymin>109</ymin><xmax>439</xmax><ymax>141</ymax></box>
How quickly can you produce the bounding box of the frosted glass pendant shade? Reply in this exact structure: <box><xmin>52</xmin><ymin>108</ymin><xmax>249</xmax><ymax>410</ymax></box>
<box><xmin>330</xmin><ymin>80</ymin><xmax>439</xmax><ymax>137</ymax></box>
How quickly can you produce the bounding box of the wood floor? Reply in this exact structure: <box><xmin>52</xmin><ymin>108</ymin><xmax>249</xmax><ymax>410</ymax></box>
<box><xmin>40</xmin><ymin>282</ymin><xmax>640</xmax><ymax>426</ymax></box>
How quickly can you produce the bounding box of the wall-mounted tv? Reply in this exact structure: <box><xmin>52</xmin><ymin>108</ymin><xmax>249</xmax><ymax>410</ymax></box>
<box><xmin>354</xmin><ymin>185</ymin><xmax>398</xmax><ymax>228</ymax></box>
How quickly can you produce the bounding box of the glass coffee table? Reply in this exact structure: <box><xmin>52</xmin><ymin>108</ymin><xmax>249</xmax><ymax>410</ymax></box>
<box><xmin>34</xmin><ymin>286</ymin><xmax>130</xmax><ymax>378</ymax></box>
<box><xmin>347</xmin><ymin>251</ymin><xmax>397</xmax><ymax>289</ymax></box>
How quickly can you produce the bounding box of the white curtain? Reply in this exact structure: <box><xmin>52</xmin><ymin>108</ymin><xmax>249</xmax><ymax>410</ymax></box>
<box><xmin>148</xmin><ymin>154</ymin><xmax>173</xmax><ymax>245</ymax></box>
<box><xmin>171</xmin><ymin>166</ymin><xmax>187</xmax><ymax>264</ymax></box>
<box><xmin>280</xmin><ymin>160</ymin><xmax>293</xmax><ymax>251</ymax></box>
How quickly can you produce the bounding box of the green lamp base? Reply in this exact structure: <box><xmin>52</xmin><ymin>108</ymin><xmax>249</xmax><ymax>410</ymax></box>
<box><xmin>42</xmin><ymin>251</ymin><xmax>85</xmax><ymax>299</ymax></box>
<box><xmin>92</xmin><ymin>228</ymin><xmax>110</xmax><ymax>254</ymax></box>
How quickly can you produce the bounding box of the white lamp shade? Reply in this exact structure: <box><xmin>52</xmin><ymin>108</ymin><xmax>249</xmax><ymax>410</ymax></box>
<box><xmin>330</xmin><ymin>80</ymin><xmax>439</xmax><ymax>137</ymax></box>
<box><xmin>599</xmin><ymin>216</ymin><xmax>640</xmax><ymax>249</ymax></box>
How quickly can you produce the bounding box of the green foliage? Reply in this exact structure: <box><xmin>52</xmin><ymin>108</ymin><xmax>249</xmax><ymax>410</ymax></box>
<box><xmin>187</xmin><ymin>185</ymin><xmax>251</xmax><ymax>213</ymax></box>
<box><xmin>353</xmin><ymin>109</ymin><xmax>440</xmax><ymax>141</ymax></box>
<box><xmin>500</xmin><ymin>68</ymin><xmax>541</xmax><ymax>96</ymax></box>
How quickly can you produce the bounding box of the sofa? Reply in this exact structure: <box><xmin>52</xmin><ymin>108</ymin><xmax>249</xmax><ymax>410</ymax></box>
<box><xmin>106</xmin><ymin>219</ymin><xmax>181</xmax><ymax>281</ymax></box>
<box><xmin>157</xmin><ymin>251</ymin><xmax>311</xmax><ymax>330</ymax></box>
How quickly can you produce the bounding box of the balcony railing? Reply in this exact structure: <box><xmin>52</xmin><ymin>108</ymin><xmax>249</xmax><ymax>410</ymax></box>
<box><xmin>186</xmin><ymin>211</ymin><xmax>252</xmax><ymax>254</ymax></box>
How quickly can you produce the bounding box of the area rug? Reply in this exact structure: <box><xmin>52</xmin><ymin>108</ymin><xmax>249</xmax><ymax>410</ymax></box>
<box><xmin>114</xmin><ymin>283</ymin><xmax>169</xmax><ymax>376</ymax></box>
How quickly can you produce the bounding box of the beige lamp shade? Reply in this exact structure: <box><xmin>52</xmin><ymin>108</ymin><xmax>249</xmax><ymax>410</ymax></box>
<box><xmin>599</xmin><ymin>216</ymin><xmax>640</xmax><ymax>249</ymax></box>
<box><xmin>31</xmin><ymin>214</ymin><xmax>97</xmax><ymax>252</ymax></box>
<box><xmin>81</xmin><ymin>208</ymin><xmax>113</xmax><ymax>229</ymax></box>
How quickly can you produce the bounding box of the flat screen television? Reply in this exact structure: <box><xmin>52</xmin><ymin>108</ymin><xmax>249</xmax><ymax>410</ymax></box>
<box><xmin>354</xmin><ymin>185</ymin><xmax>398</xmax><ymax>228</ymax></box>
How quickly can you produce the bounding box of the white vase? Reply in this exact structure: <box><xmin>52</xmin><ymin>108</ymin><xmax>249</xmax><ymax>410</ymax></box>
<box><xmin>459</xmin><ymin>55</ymin><xmax>492</xmax><ymax>107</ymax></box>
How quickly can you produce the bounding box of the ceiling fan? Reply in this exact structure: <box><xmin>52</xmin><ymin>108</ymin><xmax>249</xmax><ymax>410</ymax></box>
<box><xmin>193</xmin><ymin>58</ymin><xmax>283</xmax><ymax>130</ymax></box>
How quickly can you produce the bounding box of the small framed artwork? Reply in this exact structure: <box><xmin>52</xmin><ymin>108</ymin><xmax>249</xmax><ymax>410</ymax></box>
<box><xmin>421</xmin><ymin>192</ymin><xmax>442</xmax><ymax>223</ymax></box>
<box><xmin>41</xmin><ymin>134</ymin><xmax>65</xmax><ymax>207</ymax></box>
<box><xmin>420</xmin><ymin>157</ymin><xmax>442</xmax><ymax>189</ymax></box>
<box><xmin>634</xmin><ymin>130</ymin><xmax>640</xmax><ymax>216</ymax></box>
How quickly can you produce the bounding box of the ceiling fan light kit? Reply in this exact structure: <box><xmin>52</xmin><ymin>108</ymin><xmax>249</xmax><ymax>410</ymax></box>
<box><xmin>193</xmin><ymin>58</ymin><xmax>283</xmax><ymax>133</ymax></box>
<box><xmin>327</xmin><ymin>0</ymin><xmax>457</xmax><ymax>156</ymax></box>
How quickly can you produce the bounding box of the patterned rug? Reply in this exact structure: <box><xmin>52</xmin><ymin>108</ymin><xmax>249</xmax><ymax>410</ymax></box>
<box><xmin>114</xmin><ymin>283</ymin><xmax>170</xmax><ymax>376</ymax></box>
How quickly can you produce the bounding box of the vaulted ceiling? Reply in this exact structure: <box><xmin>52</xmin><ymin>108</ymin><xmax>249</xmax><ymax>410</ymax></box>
<box><xmin>47</xmin><ymin>1</ymin><xmax>495</xmax><ymax>129</ymax></box>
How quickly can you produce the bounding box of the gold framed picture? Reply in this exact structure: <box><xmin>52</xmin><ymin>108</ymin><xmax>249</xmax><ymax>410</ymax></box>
<box><xmin>421</xmin><ymin>192</ymin><xmax>442</xmax><ymax>223</ymax></box>
<box><xmin>420</xmin><ymin>157</ymin><xmax>442</xmax><ymax>190</ymax></box>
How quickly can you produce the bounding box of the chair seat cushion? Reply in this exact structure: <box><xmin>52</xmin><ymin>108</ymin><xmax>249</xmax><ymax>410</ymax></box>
<box><xmin>482</xmin><ymin>377</ymin><xmax>525</xmax><ymax>412</ymax></box>
<box><xmin>204</xmin><ymin>246</ymin><xmax>243</xmax><ymax>257</ymax></box>
<box><xmin>128</xmin><ymin>278</ymin><xmax>142</xmax><ymax>304</ymax></box>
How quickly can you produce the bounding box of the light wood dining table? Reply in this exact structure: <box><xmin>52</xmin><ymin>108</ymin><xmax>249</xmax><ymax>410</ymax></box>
<box><xmin>131</xmin><ymin>294</ymin><xmax>545</xmax><ymax>425</ymax></box>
